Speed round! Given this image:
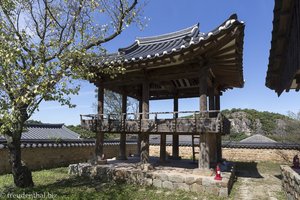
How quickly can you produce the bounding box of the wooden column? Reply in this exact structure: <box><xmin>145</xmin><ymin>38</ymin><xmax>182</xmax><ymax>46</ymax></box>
<box><xmin>95</xmin><ymin>87</ymin><xmax>105</xmax><ymax>160</ymax></box>
<box><xmin>171</xmin><ymin>97</ymin><xmax>180</xmax><ymax>159</ymax></box>
<box><xmin>140</xmin><ymin>81</ymin><xmax>149</xmax><ymax>163</ymax></box>
<box><xmin>215</xmin><ymin>95</ymin><xmax>220</xmax><ymax>111</ymax></box>
<box><xmin>208</xmin><ymin>87</ymin><xmax>217</xmax><ymax>164</ymax></box>
<box><xmin>215</xmin><ymin>94</ymin><xmax>222</xmax><ymax>162</ymax></box>
<box><xmin>208</xmin><ymin>88</ymin><xmax>215</xmax><ymax>117</ymax></box>
<box><xmin>199</xmin><ymin>80</ymin><xmax>207</xmax><ymax>113</ymax></box>
<box><xmin>118</xmin><ymin>92</ymin><xmax>127</xmax><ymax>160</ymax></box>
<box><xmin>136</xmin><ymin>99</ymin><xmax>143</xmax><ymax>156</ymax></box>
<box><xmin>160</xmin><ymin>133</ymin><xmax>166</xmax><ymax>162</ymax></box>
<box><xmin>199</xmin><ymin>71</ymin><xmax>210</xmax><ymax>169</ymax></box>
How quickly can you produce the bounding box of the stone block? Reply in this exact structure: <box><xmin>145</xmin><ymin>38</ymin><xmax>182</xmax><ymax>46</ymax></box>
<box><xmin>185</xmin><ymin>176</ymin><xmax>195</xmax><ymax>185</ymax></box>
<box><xmin>190</xmin><ymin>183</ymin><xmax>204</xmax><ymax>193</ymax></box>
<box><xmin>193</xmin><ymin>168</ymin><xmax>214</xmax><ymax>176</ymax></box>
<box><xmin>145</xmin><ymin>178</ymin><xmax>153</xmax><ymax>186</ymax></box>
<box><xmin>202</xmin><ymin>178</ymin><xmax>216</xmax><ymax>187</ymax></box>
<box><xmin>195</xmin><ymin>177</ymin><xmax>202</xmax><ymax>185</ymax></box>
<box><xmin>162</xmin><ymin>181</ymin><xmax>173</xmax><ymax>190</ymax></box>
<box><xmin>173</xmin><ymin>183</ymin><xmax>190</xmax><ymax>192</ymax></box>
<box><xmin>159</xmin><ymin>173</ymin><xmax>169</xmax><ymax>181</ymax></box>
<box><xmin>168</xmin><ymin>173</ymin><xmax>184</xmax><ymax>183</ymax></box>
<box><xmin>153</xmin><ymin>179</ymin><xmax>162</xmax><ymax>188</ymax></box>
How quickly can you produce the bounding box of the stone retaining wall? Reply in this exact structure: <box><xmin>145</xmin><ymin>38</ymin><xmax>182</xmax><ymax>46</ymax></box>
<box><xmin>281</xmin><ymin>165</ymin><xmax>300</xmax><ymax>200</ymax></box>
<box><xmin>149</xmin><ymin>146</ymin><xmax>298</xmax><ymax>163</ymax></box>
<box><xmin>69</xmin><ymin>162</ymin><xmax>236</xmax><ymax>197</ymax></box>
<box><xmin>0</xmin><ymin>144</ymin><xmax>137</xmax><ymax>174</ymax></box>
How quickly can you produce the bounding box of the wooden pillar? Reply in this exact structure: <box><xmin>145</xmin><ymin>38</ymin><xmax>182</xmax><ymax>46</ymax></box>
<box><xmin>215</xmin><ymin>95</ymin><xmax>220</xmax><ymax>111</ymax></box>
<box><xmin>215</xmin><ymin>94</ymin><xmax>222</xmax><ymax>162</ymax></box>
<box><xmin>160</xmin><ymin>133</ymin><xmax>166</xmax><ymax>162</ymax></box>
<box><xmin>171</xmin><ymin>97</ymin><xmax>180</xmax><ymax>159</ymax></box>
<box><xmin>209</xmin><ymin>88</ymin><xmax>215</xmax><ymax>118</ymax></box>
<box><xmin>199</xmin><ymin>71</ymin><xmax>210</xmax><ymax>169</ymax></box>
<box><xmin>136</xmin><ymin>99</ymin><xmax>143</xmax><ymax>156</ymax></box>
<box><xmin>118</xmin><ymin>92</ymin><xmax>127</xmax><ymax>160</ymax></box>
<box><xmin>140</xmin><ymin>81</ymin><xmax>149</xmax><ymax>163</ymax></box>
<box><xmin>199</xmin><ymin>133</ymin><xmax>209</xmax><ymax>169</ymax></box>
<box><xmin>95</xmin><ymin>87</ymin><xmax>105</xmax><ymax>160</ymax></box>
<box><xmin>208</xmin><ymin>87</ymin><xmax>217</xmax><ymax>164</ymax></box>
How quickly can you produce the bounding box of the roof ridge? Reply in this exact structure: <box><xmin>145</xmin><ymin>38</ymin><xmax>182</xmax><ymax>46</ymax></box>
<box><xmin>26</xmin><ymin>123</ymin><xmax>64</xmax><ymax>128</ymax></box>
<box><xmin>136</xmin><ymin>23</ymin><xmax>199</xmax><ymax>45</ymax></box>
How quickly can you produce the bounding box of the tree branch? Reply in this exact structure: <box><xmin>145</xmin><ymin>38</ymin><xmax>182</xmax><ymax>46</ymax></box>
<box><xmin>83</xmin><ymin>0</ymin><xmax>138</xmax><ymax>50</ymax></box>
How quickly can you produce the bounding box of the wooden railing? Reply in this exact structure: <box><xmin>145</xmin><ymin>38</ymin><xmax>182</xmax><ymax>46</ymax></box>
<box><xmin>80</xmin><ymin>111</ymin><xmax>230</xmax><ymax>135</ymax></box>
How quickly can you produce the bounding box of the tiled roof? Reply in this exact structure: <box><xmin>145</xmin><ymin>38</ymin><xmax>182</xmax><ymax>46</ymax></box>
<box><xmin>101</xmin><ymin>14</ymin><xmax>244</xmax><ymax>67</ymax></box>
<box><xmin>0</xmin><ymin>123</ymin><xmax>80</xmax><ymax>140</ymax></box>
<box><xmin>266</xmin><ymin>0</ymin><xmax>300</xmax><ymax>95</ymax></box>
<box><xmin>119</xmin><ymin>24</ymin><xmax>199</xmax><ymax>60</ymax></box>
<box><xmin>240</xmin><ymin>134</ymin><xmax>277</xmax><ymax>143</ymax></box>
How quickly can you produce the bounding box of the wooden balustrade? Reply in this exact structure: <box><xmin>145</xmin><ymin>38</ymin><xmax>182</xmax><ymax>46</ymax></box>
<box><xmin>80</xmin><ymin>111</ymin><xmax>230</xmax><ymax>135</ymax></box>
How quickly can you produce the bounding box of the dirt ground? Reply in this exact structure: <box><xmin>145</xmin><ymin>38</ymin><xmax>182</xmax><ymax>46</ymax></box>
<box><xmin>230</xmin><ymin>162</ymin><xmax>285</xmax><ymax>200</ymax></box>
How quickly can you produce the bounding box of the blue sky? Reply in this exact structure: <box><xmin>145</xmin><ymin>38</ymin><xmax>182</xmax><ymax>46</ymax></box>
<box><xmin>32</xmin><ymin>0</ymin><xmax>300</xmax><ymax>125</ymax></box>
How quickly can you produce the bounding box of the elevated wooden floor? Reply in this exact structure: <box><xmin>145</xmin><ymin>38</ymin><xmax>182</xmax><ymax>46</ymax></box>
<box><xmin>81</xmin><ymin>111</ymin><xmax>230</xmax><ymax>135</ymax></box>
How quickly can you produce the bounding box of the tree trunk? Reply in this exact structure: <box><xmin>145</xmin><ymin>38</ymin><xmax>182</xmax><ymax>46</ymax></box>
<box><xmin>6</xmin><ymin>135</ymin><xmax>34</xmax><ymax>188</ymax></box>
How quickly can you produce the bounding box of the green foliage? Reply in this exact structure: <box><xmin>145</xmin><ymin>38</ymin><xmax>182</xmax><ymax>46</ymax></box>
<box><xmin>67</xmin><ymin>125</ymin><xmax>96</xmax><ymax>139</ymax></box>
<box><xmin>222</xmin><ymin>108</ymin><xmax>300</xmax><ymax>143</ymax></box>
<box><xmin>0</xmin><ymin>0</ymin><xmax>144</xmax><ymax>138</ymax></box>
<box><xmin>25</xmin><ymin>120</ymin><xmax>43</xmax><ymax>124</ymax></box>
<box><xmin>67</xmin><ymin>125</ymin><xmax>118</xmax><ymax>139</ymax></box>
<box><xmin>222</xmin><ymin>108</ymin><xmax>288</xmax><ymax>134</ymax></box>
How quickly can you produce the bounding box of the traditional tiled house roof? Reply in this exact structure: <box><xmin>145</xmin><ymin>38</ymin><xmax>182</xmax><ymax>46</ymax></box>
<box><xmin>266</xmin><ymin>0</ymin><xmax>300</xmax><ymax>95</ymax></box>
<box><xmin>240</xmin><ymin>134</ymin><xmax>277</xmax><ymax>143</ymax></box>
<box><xmin>0</xmin><ymin>123</ymin><xmax>80</xmax><ymax>140</ymax></box>
<box><xmin>0</xmin><ymin>123</ymin><xmax>95</xmax><ymax>149</ymax></box>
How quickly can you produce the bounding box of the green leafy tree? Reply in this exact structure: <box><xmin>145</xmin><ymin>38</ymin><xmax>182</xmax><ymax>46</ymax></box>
<box><xmin>0</xmin><ymin>0</ymin><xmax>143</xmax><ymax>187</ymax></box>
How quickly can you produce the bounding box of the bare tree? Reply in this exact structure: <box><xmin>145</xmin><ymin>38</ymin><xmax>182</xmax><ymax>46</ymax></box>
<box><xmin>93</xmin><ymin>89</ymin><xmax>139</xmax><ymax>119</ymax></box>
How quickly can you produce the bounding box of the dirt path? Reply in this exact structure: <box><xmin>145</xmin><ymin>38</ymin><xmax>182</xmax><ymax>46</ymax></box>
<box><xmin>231</xmin><ymin>162</ymin><xmax>285</xmax><ymax>200</ymax></box>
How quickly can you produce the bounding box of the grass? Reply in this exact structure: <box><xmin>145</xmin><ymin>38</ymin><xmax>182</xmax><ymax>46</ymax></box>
<box><xmin>0</xmin><ymin>167</ymin><xmax>225</xmax><ymax>200</ymax></box>
<box><xmin>0</xmin><ymin>162</ymin><xmax>286</xmax><ymax>199</ymax></box>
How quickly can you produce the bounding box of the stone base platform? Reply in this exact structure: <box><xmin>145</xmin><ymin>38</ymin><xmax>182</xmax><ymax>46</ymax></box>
<box><xmin>69</xmin><ymin>157</ymin><xmax>236</xmax><ymax>197</ymax></box>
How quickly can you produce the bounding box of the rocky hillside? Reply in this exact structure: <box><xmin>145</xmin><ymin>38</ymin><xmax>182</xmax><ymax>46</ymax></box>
<box><xmin>222</xmin><ymin>109</ymin><xmax>300</xmax><ymax>142</ymax></box>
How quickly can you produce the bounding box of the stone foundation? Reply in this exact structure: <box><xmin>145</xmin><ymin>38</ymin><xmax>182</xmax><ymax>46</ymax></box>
<box><xmin>69</xmin><ymin>157</ymin><xmax>236</xmax><ymax>197</ymax></box>
<box><xmin>281</xmin><ymin>165</ymin><xmax>300</xmax><ymax>200</ymax></box>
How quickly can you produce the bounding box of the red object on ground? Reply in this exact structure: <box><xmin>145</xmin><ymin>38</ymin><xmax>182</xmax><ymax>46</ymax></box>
<box><xmin>214</xmin><ymin>163</ymin><xmax>222</xmax><ymax>181</ymax></box>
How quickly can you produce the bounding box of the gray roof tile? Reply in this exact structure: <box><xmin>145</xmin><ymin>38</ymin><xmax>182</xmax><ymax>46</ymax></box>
<box><xmin>0</xmin><ymin>123</ymin><xmax>80</xmax><ymax>140</ymax></box>
<box><xmin>240</xmin><ymin>134</ymin><xmax>277</xmax><ymax>143</ymax></box>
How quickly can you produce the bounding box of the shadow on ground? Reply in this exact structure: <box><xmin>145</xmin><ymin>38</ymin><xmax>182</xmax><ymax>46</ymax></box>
<box><xmin>235</xmin><ymin>162</ymin><xmax>263</xmax><ymax>178</ymax></box>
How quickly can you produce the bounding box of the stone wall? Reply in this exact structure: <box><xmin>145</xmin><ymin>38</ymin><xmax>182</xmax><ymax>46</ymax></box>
<box><xmin>69</xmin><ymin>162</ymin><xmax>236</xmax><ymax>197</ymax></box>
<box><xmin>0</xmin><ymin>144</ymin><xmax>137</xmax><ymax>174</ymax></box>
<box><xmin>1</xmin><ymin>144</ymin><xmax>297</xmax><ymax>175</ymax></box>
<box><xmin>149</xmin><ymin>146</ymin><xmax>298</xmax><ymax>163</ymax></box>
<box><xmin>281</xmin><ymin>165</ymin><xmax>300</xmax><ymax>200</ymax></box>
